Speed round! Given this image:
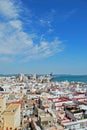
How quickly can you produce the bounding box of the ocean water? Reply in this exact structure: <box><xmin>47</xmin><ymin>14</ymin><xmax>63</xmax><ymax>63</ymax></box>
<box><xmin>51</xmin><ymin>75</ymin><xmax>87</xmax><ymax>83</ymax></box>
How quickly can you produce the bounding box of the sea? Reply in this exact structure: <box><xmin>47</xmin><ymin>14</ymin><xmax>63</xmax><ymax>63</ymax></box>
<box><xmin>51</xmin><ymin>75</ymin><xmax>87</xmax><ymax>83</ymax></box>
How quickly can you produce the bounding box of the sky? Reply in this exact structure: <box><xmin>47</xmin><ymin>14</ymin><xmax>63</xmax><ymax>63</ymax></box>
<box><xmin>0</xmin><ymin>0</ymin><xmax>87</xmax><ymax>74</ymax></box>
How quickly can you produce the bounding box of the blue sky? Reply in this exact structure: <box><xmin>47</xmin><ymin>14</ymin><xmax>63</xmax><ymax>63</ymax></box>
<box><xmin>0</xmin><ymin>0</ymin><xmax>87</xmax><ymax>74</ymax></box>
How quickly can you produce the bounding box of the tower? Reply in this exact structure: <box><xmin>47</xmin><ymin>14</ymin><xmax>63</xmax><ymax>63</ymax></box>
<box><xmin>0</xmin><ymin>97</ymin><xmax>6</xmax><ymax>114</ymax></box>
<box><xmin>3</xmin><ymin>104</ymin><xmax>21</xmax><ymax>130</ymax></box>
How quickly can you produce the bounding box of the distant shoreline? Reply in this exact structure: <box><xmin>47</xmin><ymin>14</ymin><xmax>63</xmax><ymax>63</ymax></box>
<box><xmin>51</xmin><ymin>75</ymin><xmax>87</xmax><ymax>83</ymax></box>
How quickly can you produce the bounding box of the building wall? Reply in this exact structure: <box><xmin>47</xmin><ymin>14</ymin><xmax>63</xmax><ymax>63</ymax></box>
<box><xmin>3</xmin><ymin>114</ymin><xmax>14</xmax><ymax>129</ymax></box>
<box><xmin>3</xmin><ymin>104</ymin><xmax>21</xmax><ymax>130</ymax></box>
<box><xmin>64</xmin><ymin>119</ymin><xmax>87</xmax><ymax>130</ymax></box>
<box><xmin>0</xmin><ymin>117</ymin><xmax>4</xmax><ymax>130</ymax></box>
<box><xmin>0</xmin><ymin>97</ymin><xmax>6</xmax><ymax>113</ymax></box>
<box><xmin>14</xmin><ymin>105</ymin><xmax>20</xmax><ymax>128</ymax></box>
<box><xmin>39</xmin><ymin>114</ymin><xmax>53</xmax><ymax>127</ymax></box>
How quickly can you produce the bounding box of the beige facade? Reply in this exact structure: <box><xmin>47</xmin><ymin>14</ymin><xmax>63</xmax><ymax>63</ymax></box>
<box><xmin>38</xmin><ymin>113</ymin><xmax>54</xmax><ymax>128</ymax></box>
<box><xmin>0</xmin><ymin>97</ymin><xmax>6</xmax><ymax>114</ymax></box>
<box><xmin>0</xmin><ymin>115</ymin><xmax>4</xmax><ymax>130</ymax></box>
<box><xmin>3</xmin><ymin>104</ymin><xmax>21</xmax><ymax>130</ymax></box>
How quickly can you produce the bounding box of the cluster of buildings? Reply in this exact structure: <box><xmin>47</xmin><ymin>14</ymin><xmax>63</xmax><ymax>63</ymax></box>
<box><xmin>0</xmin><ymin>74</ymin><xmax>87</xmax><ymax>130</ymax></box>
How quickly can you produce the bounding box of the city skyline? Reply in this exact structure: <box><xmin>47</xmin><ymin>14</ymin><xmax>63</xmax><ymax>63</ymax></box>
<box><xmin>0</xmin><ymin>0</ymin><xmax>87</xmax><ymax>74</ymax></box>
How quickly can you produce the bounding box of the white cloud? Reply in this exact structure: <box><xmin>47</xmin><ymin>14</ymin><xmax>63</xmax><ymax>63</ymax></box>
<box><xmin>63</xmin><ymin>9</ymin><xmax>77</xmax><ymax>20</ymax></box>
<box><xmin>9</xmin><ymin>20</ymin><xmax>22</xmax><ymax>30</ymax></box>
<box><xmin>23</xmin><ymin>38</ymin><xmax>62</xmax><ymax>62</ymax></box>
<box><xmin>39</xmin><ymin>19</ymin><xmax>51</xmax><ymax>28</ymax></box>
<box><xmin>39</xmin><ymin>9</ymin><xmax>56</xmax><ymax>28</ymax></box>
<box><xmin>0</xmin><ymin>0</ymin><xmax>63</xmax><ymax>62</ymax></box>
<box><xmin>0</xmin><ymin>56</ymin><xmax>12</xmax><ymax>62</ymax></box>
<box><xmin>0</xmin><ymin>0</ymin><xmax>19</xmax><ymax>19</ymax></box>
